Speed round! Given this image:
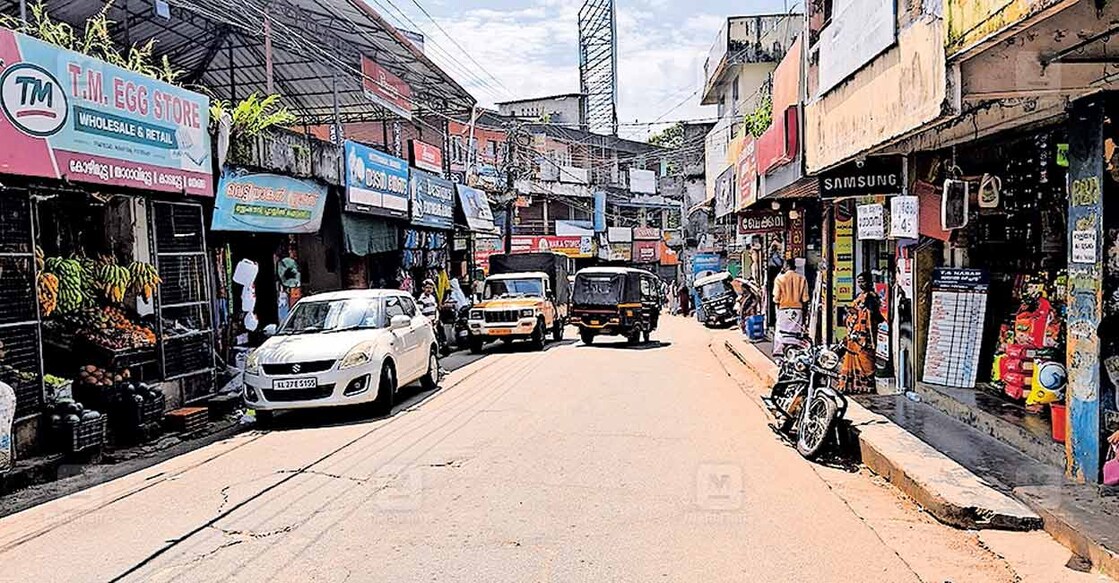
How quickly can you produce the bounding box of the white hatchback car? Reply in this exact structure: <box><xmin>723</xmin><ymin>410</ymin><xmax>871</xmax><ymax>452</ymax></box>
<box><xmin>243</xmin><ymin>290</ymin><xmax>440</xmax><ymax>420</ymax></box>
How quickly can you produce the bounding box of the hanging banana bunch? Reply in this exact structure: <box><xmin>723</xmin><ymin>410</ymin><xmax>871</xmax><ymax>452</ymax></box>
<box><xmin>37</xmin><ymin>272</ymin><xmax>59</xmax><ymax>317</ymax></box>
<box><xmin>128</xmin><ymin>261</ymin><xmax>162</xmax><ymax>301</ymax></box>
<box><xmin>97</xmin><ymin>262</ymin><xmax>132</xmax><ymax>304</ymax></box>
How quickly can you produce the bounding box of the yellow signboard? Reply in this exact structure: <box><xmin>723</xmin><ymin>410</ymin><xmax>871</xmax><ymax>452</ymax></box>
<box><xmin>945</xmin><ymin>0</ymin><xmax>1064</xmax><ymax>55</ymax></box>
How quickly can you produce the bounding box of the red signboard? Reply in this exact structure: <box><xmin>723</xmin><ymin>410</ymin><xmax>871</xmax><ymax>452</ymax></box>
<box><xmin>633</xmin><ymin>240</ymin><xmax>660</xmax><ymax>263</ymax></box>
<box><xmin>736</xmin><ymin>137</ymin><xmax>757</xmax><ymax>210</ymax></box>
<box><xmin>361</xmin><ymin>56</ymin><xmax>413</xmax><ymax>120</ymax></box>
<box><xmin>757</xmin><ymin>105</ymin><xmax>799</xmax><ymax>174</ymax></box>
<box><xmin>408</xmin><ymin>139</ymin><xmax>443</xmax><ymax>173</ymax></box>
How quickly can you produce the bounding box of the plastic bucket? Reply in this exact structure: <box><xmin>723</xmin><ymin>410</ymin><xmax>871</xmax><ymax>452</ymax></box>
<box><xmin>1051</xmin><ymin>403</ymin><xmax>1067</xmax><ymax>443</ymax></box>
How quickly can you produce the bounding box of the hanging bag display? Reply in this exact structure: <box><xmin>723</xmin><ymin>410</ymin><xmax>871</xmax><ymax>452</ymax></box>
<box><xmin>1104</xmin><ymin>446</ymin><xmax>1119</xmax><ymax>486</ymax></box>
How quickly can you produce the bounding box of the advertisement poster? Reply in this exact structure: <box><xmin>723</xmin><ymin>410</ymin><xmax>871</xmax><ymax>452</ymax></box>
<box><xmin>473</xmin><ymin>237</ymin><xmax>502</xmax><ymax>273</ymax></box>
<box><xmin>833</xmin><ymin>204</ymin><xmax>856</xmax><ymax>303</ymax></box>
<box><xmin>409</xmin><ymin>169</ymin><xmax>454</xmax><ymax>230</ymax></box>
<box><xmin>344</xmin><ymin>140</ymin><xmax>410</xmax><ymax>218</ymax></box>
<box><xmin>736</xmin><ymin>136</ymin><xmax>757</xmax><ymax>211</ymax></box>
<box><xmin>889</xmin><ymin>195</ymin><xmax>919</xmax><ymax>239</ymax></box>
<box><xmin>212</xmin><ymin>167</ymin><xmax>328</xmax><ymax>233</ymax></box>
<box><xmin>714</xmin><ymin>166</ymin><xmax>735</xmax><ymax>219</ymax></box>
<box><xmin>510</xmin><ymin>235</ymin><xmax>594</xmax><ymax>258</ymax></box>
<box><xmin>456</xmin><ymin>184</ymin><xmax>496</xmax><ymax>233</ymax></box>
<box><xmin>0</xmin><ymin>27</ymin><xmax>212</xmax><ymax>195</ymax></box>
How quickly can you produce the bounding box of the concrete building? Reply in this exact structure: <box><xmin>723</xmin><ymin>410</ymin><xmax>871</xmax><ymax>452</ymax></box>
<box><xmin>497</xmin><ymin>94</ymin><xmax>588</xmax><ymax>129</ymax></box>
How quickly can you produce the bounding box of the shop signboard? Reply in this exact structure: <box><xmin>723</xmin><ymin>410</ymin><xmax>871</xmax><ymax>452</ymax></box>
<box><xmin>455</xmin><ymin>184</ymin><xmax>497</xmax><ymax>233</ymax></box>
<box><xmin>361</xmin><ymin>56</ymin><xmax>412</xmax><ymax>120</ymax></box>
<box><xmin>856</xmin><ymin>203</ymin><xmax>885</xmax><ymax>240</ymax></box>
<box><xmin>819</xmin><ymin>156</ymin><xmax>904</xmax><ymax>199</ymax></box>
<box><xmin>787</xmin><ymin>211</ymin><xmax>806</xmax><ymax>258</ymax></box>
<box><xmin>409</xmin><ymin>169</ymin><xmax>454</xmax><ymax>230</ymax></box>
<box><xmin>0</xmin><ymin>28</ymin><xmax>212</xmax><ymax>196</ymax></box>
<box><xmin>736</xmin><ymin>136</ymin><xmax>757</xmax><ymax>211</ymax></box>
<box><xmin>629</xmin><ymin>168</ymin><xmax>657</xmax><ymax>194</ymax></box>
<box><xmin>211</xmin><ymin>167</ymin><xmax>328</xmax><ymax>233</ymax></box>
<box><xmin>608</xmin><ymin>242</ymin><xmax>632</xmax><ymax>262</ymax></box>
<box><xmin>344</xmin><ymin>140</ymin><xmax>410</xmax><ymax>219</ymax></box>
<box><xmin>714</xmin><ymin>166</ymin><xmax>735</xmax><ymax>218</ymax></box>
<box><xmin>474</xmin><ymin>236</ymin><xmax>503</xmax><ymax>272</ymax></box>
<box><xmin>738</xmin><ymin>210</ymin><xmax>786</xmax><ymax>235</ymax></box>
<box><xmin>510</xmin><ymin>235</ymin><xmax>594</xmax><ymax>258</ymax></box>
<box><xmin>408</xmin><ymin>139</ymin><xmax>443</xmax><ymax>174</ymax></box>
<box><xmin>633</xmin><ymin>240</ymin><xmax>659</xmax><ymax>263</ymax></box>
<box><xmin>633</xmin><ymin>226</ymin><xmax>661</xmax><ymax>240</ymax></box>
<box><xmin>593</xmin><ymin>191</ymin><xmax>607</xmax><ymax>232</ymax></box>
<box><xmin>889</xmin><ymin>195</ymin><xmax>919</xmax><ymax>239</ymax></box>
<box><xmin>608</xmin><ymin>226</ymin><xmax>633</xmax><ymax>243</ymax></box>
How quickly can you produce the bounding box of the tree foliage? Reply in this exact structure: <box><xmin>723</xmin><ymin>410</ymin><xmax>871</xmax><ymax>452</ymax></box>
<box><xmin>648</xmin><ymin>122</ymin><xmax>686</xmax><ymax>149</ymax></box>
<box><xmin>743</xmin><ymin>95</ymin><xmax>773</xmax><ymax>139</ymax></box>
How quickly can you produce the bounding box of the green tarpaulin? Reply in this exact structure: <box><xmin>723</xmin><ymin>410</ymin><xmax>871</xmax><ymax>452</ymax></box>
<box><xmin>341</xmin><ymin>213</ymin><xmax>399</xmax><ymax>256</ymax></box>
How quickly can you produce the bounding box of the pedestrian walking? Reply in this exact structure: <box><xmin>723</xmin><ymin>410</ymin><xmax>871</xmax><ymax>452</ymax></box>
<box><xmin>771</xmin><ymin>258</ymin><xmax>809</xmax><ymax>357</ymax></box>
<box><xmin>677</xmin><ymin>281</ymin><xmax>692</xmax><ymax>317</ymax></box>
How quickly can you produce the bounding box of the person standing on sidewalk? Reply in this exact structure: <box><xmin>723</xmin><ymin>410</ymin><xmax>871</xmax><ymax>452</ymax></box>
<box><xmin>771</xmin><ymin>259</ymin><xmax>809</xmax><ymax>357</ymax></box>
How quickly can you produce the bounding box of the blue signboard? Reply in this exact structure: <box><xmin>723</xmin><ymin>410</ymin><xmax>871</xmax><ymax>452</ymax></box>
<box><xmin>593</xmin><ymin>191</ymin><xmax>606</xmax><ymax>232</ymax></box>
<box><xmin>409</xmin><ymin>169</ymin><xmax>455</xmax><ymax>230</ymax></box>
<box><xmin>344</xmin><ymin>140</ymin><xmax>409</xmax><ymax>218</ymax></box>
<box><xmin>211</xmin><ymin>167</ymin><xmax>328</xmax><ymax>233</ymax></box>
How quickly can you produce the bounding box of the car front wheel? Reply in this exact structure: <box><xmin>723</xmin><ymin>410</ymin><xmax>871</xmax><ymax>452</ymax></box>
<box><xmin>371</xmin><ymin>362</ymin><xmax>396</xmax><ymax>417</ymax></box>
<box><xmin>421</xmin><ymin>349</ymin><xmax>440</xmax><ymax>391</ymax></box>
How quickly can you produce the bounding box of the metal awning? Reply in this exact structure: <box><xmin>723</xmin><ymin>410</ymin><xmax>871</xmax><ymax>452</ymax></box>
<box><xmin>0</xmin><ymin>0</ymin><xmax>475</xmax><ymax>124</ymax></box>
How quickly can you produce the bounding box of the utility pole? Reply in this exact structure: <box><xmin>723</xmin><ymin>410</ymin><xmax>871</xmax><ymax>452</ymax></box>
<box><xmin>502</xmin><ymin>124</ymin><xmax>519</xmax><ymax>255</ymax></box>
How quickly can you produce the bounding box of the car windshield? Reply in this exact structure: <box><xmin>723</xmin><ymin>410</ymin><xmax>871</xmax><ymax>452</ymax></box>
<box><xmin>699</xmin><ymin>281</ymin><xmax>732</xmax><ymax>300</ymax></box>
<box><xmin>484</xmin><ymin>278</ymin><xmax>545</xmax><ymax>299</ymax></box>
<box><xmin>277</xmin><ymin>298</ymin><xmax>385</xmax><ymax>335</ymax></box>
<box><xmin>573</xmin><ymin>275</ymin><xmax>623</xmax><ymax>306</ymax></box>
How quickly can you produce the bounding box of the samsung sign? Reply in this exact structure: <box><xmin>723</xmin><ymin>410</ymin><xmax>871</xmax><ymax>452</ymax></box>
<box><xmin>818</xmin><ymin>156</ymin><xmax>904</xmax><ymax>199</ymax></box>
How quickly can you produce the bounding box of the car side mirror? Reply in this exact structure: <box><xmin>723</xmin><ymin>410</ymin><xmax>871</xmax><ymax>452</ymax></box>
<box><xmin>263</xmin><ymin>324</ymin><xmax>278</xmax><ymax>337</ymax></box>
<box><xmin>390</xmin><ymin>315</ymin><xmax>411</xmax><ymax>330</ymax></box>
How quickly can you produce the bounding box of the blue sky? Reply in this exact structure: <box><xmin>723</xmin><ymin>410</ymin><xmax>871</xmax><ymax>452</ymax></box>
<box><xmin>368</xmin><ymin>0</ymin><xmax>796</xmax><ymax>139</ymax></box>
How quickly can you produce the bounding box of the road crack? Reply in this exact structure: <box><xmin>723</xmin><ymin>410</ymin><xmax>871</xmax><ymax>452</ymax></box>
<box><xmin>276</xmin><ymin>469</ymin><xmax>368</xmax><ymax>483</ymax></box>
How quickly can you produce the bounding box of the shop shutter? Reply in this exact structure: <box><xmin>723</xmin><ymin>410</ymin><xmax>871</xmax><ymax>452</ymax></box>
<box><xmin>149</xmin><ymin>201</ymin><xmax>216</xmax><ymax>402</ymax></box>
<box><xmin>0</xmin><ymin>193</ymin><xmax>44</xmax><ymax>418</ymax></box>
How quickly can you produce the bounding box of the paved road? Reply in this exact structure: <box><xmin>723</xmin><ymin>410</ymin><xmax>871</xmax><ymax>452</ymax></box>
<box><xmin>0</xmin><ymin>318</ymin><xmax>1100</xmax><ymax>582</ymax></box>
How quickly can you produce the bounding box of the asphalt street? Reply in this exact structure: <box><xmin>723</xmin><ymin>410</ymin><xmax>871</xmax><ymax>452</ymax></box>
<box><xmin>0</xmin><ymin>317</ymin><xmax>1103</xmax><ymax>582</ymax></box>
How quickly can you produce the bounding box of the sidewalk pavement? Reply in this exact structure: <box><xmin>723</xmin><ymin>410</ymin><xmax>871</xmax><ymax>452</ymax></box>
<box><xmin>716</xmin><ymin>332</ymin><xmax>1040</xmax><ymax>530</ymax></box>
<box><xmin>715</xmin><ymin>330</ymin><xmax>1119</xmax><ymax>579</ymax></box>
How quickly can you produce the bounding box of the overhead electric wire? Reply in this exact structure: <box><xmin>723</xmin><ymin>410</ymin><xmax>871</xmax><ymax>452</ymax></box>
<box><xmin>400</xmin><ymin>0</ymin><xmax>514</xmax><ymax>97</ymax></box>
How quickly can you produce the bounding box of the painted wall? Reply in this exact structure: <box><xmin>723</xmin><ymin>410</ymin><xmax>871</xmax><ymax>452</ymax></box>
<box><xmin>805</xmin><ymin>15</ymin><xmax>947</xmax><ymax>172</ymax></box>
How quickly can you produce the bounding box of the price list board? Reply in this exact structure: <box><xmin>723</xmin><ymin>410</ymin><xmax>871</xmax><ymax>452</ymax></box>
<box><xmin>922</xmin><ymin>268</ymin><xmax>989</xmax><ymax>388</ymax></box>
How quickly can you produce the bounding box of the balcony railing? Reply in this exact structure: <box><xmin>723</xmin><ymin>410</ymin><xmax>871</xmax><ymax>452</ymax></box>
<box><xmin>701</xmin><ymin>14</ymin><xmax>803</xmax><ymax>105</ymax></box>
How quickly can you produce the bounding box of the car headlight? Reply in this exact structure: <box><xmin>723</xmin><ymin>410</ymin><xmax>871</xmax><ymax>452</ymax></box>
<box><xmin>340</xmin><ymin>341</ymin><xmax>377</xmax><ymax>370</ymax></box>
<box><xmin>520</xmin><ymin>309</ymin><xmax>535</xmax><ymax>318</ymax></box>
<box><xmin>470</xmin><ymin>310</ymin><xmax>482</xmax><ymax>320</ymax></box>
<box><xmin>245</xmin><ymin>350</ymin><xmax>261</xmax><ymax>375</ymax></box>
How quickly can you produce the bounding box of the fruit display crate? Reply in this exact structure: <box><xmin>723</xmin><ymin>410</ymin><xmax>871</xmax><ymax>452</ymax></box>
<box><xmin>165</xmin><ymin>407</ymin><xmax>208</xmax><ymax>434</ymax></box>
<box><xmin>62</xmin><ymin>415</ymin><xmax>108</xmax><ymax>454</ymax></box>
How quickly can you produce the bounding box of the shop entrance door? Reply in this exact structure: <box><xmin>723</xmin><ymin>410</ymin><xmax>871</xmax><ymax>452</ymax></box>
<box><xmin>149</xmin><ymin>201</ymin><xmax>216</xmax><ymax>403</ymax></box>
<box><xmin>0</xmin><ymin>193</ymin><xmax>44</xmax><ymax>419</ymax></box>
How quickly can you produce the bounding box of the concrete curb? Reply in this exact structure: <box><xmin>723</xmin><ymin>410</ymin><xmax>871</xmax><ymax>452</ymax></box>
<box><xmin>718</xmin><ymin>337</ymin><xmax>1042</xmax><ymax>532</ymax></box>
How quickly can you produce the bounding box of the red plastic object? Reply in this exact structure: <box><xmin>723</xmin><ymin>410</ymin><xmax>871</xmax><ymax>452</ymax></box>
<box><xmin>1051</xmin><ymin>403</ymin><xmax>1067</xmax><ymax>443</ymax></box>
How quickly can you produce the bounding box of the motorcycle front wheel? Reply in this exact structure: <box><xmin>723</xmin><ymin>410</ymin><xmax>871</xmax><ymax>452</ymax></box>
<box><xmin>796</xmin><ymin>395</ymin><xmax>839</xmax><ymax>460</ymax></box>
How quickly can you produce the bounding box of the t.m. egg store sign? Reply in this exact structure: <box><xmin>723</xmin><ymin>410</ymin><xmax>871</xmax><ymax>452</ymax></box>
<box><xmin>0</xmin><ymin>27</ymin><xmax>212</xmax><ymax>196</ymax></box>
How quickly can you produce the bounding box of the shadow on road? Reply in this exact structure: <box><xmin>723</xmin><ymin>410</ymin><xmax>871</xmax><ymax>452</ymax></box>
<box><xmin>577</xmin><ymin>340</ymin><xmax>673</xmax><ymax>351</ymax></box>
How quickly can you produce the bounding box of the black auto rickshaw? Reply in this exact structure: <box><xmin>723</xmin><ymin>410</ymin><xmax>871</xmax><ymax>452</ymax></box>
<box><xmin>694</xmin><ymin>272</ymin><xmax>738</xmax><ymax>328</ymax></box>
<box><xmin>571</xmin><ymin>267</ymin><xmax>662</xmax><ymax>345</ymax></box>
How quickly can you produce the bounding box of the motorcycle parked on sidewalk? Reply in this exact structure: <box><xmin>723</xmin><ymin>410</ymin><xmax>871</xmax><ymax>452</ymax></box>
<box><xmin>762</xmin><ymin>339</ymin><xmax>849</xmax><ymax>459</ymax></box>
<box><xmin>434</xmin><ymin>301</ymin><xmax>473</xmax><ymax>356</ymax></box>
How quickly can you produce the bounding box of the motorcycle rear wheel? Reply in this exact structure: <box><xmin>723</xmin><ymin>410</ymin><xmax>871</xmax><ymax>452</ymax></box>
<box><xmin>796</xmin><ymin>395</ymin><xmax>839</xmax><ymax>460</ymax></box>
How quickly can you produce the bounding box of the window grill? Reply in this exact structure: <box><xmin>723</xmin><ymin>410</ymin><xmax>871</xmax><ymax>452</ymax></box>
<box><xmin>0</xmin><ymin>191</ymin><xmax>43</xmax><ymax>418</ymax></box>
<box><xmin>150</xmin><ymin>201</ymin><xmax>215</xmax><ymax>396</ymax></box>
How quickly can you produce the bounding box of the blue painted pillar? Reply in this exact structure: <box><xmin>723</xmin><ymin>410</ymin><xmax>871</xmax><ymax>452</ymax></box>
<box><xmin>1066</xmin><ymin>97</ymin><xmax>1104</xmax><ymax>482</ymax></box>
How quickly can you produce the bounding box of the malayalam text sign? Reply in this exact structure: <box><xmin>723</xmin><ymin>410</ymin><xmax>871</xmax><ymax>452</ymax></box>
<box><xmin>212</xmin><ymin>167</ymin><xmax>327</xmax><ymax>233</ymax></box>
<box><xmin>344</xmin><ymin>140</ymin><xmax>410</xmax><ymax>219</ymax></box>
<box><xmin>0</xmin><ymin>27</ymin><xmax>212</xmax><ymax>195</ymax></box>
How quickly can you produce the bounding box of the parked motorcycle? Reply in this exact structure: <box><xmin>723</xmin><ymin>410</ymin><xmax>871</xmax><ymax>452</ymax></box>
<box><xmin>434</xmin><ymin>301</ymin><xmax>472</xmax><ymax>356</ymax></box>
<box><xmin>762</xmin><ymin>340</ymin><xmax>849</xmax><ymax>459</ymax></box>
